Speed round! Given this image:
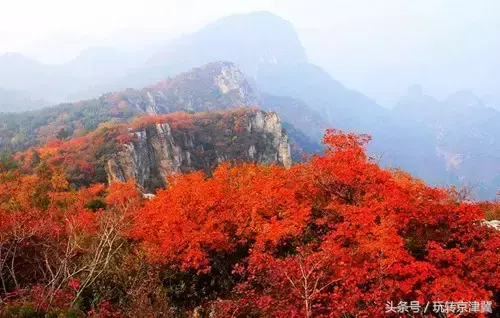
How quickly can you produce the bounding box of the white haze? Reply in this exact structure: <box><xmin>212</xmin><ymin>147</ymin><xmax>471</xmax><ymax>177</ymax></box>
<box><xmin>1</xmin><ymin>0</ymin><xmax>499</xmax><ymax>107</ymax></box>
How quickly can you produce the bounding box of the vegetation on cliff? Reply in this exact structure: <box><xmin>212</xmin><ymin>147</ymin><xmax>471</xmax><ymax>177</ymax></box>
<box><xmin>8</xmin><ymin>109</ymin><xmax>289</xmax><ymax>191</ymax></box>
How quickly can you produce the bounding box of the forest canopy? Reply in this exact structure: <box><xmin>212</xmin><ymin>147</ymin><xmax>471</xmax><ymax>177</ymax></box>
<box><xmin>0</xmin><ymin>129</ymin><xmax>498</xmax><ymax>317</ymax></box>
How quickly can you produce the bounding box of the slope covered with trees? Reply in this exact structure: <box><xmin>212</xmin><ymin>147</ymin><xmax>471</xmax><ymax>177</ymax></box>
<box><xmin>0</xmin><ymin>129</ymin><xmax>498</xmax><ymax>317</ymax></box>
<box><xmin>2</xmin><ymin>11</ymin><xmax>499</xmax><ymax>199</ymax></box>
<box><xmin>10</xmin><ymin>109</ymin><xmax>290</xmax><ymax>191</ymax></box>
<box><xmin>0</xmin><ymin>62</ymin><xmax>318</xmax><ymax>168</ymax></box>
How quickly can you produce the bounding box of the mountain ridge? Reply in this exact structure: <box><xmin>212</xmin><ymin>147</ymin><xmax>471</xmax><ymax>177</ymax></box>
<box><xmin>0</xmin><ymin>62</ymin><xmax>318</xmax><ymax>166</ymax></box>
<box><xmin>394</xmin><ymin>85</ymin><xmax>500</xmax><ymax>198</ymax></box>
<box><xmin>0</xmin><ymin>11</ymin><xmax>498</xmax><ymax>199</ymax></box>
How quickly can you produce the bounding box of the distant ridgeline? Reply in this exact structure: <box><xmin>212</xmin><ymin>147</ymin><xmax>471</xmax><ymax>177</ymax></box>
<box><xmin>1</xmin><ymin>59</ymin><xmax>499</xmax><ymax>199</ymax></box>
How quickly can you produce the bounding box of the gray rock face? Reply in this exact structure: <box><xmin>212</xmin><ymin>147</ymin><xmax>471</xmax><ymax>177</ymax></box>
<box><xmin>214</xmin><ymin>62</ymin><xmax>258</xmax><ymax>103</ymax></box>
<box><xmin>106</xmin><ymin>110</ymin><xmax>291</xmax><ymax>193</ymax></box>
<box><xmin>115</xmin><ymin>61</ymin><xmax>260</xmax><ymax>116</ymax></box>
<box><xmin>106</xmin><ymin>123</ymin><xmax>185</xmax><ymax>192</ymax></box>
<box><xmin>249</xmin><ymin>111</ymin><xmax>292</xmax><ymax>168</ymax></box>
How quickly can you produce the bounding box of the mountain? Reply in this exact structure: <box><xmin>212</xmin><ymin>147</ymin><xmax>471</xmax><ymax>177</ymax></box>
<box><xmin>0</xmin><ymin>52</ymin><xmax>85</xmax><ymax>102</ymax></box>
<box><xmin>121</xmin><ymin>11</ymin><xmax>387</xmax><ymax>141</ymax></box>
<box><xmin>392</xmin><ymin>85</ymin><xmax>443</xmax><ymax>124</ymax></box>
<box><xmin>71</xmin><ymin>11</ymin><xmax>309</xmax><ymax>99</ymax></box>
<box><xmin>99</xmin><ymin>61</ymin><xmax>324</xmax><ymax>159</ymax></box>
<box><xmin>63</xmin><ymin>46</ymin><xmax>149</xmax><ymax>80</ymax></box>
<box><xmin>444</xmin><ymin>90</ymin><xmax>485</xmax><ymax>109</ymax></box>
<box><xmin>256</xmin><ymin>61</ymin><xmax>451</xmax><ymax>186</ymax></box>
<box><xmin>140</xmin><ymin>11</ymin><xmax>395</xmax><ymax>153</ymax></box>
<box><xmin>0</xmin><ymin>87</ymin><xmax>49</xmax><ymax>112</ymax></box>
<box><xmin>0</xmin><ymin>62</ymin><xmax>254</xmax><ymax>152</ymax></box>
<box><xmin>394</xmin><ymin>86</ymin><xmax>500</xmax><ymax>198</ymax></box>
<box><xmin>147</xmin><ymin>11</ymin><xmax>307</xmax><ymax>78</ymax></box>
<box><xmin>106</xmin><ymin>109</ymin><xmax>291</xmax><ymax>193</ymax></box>
<box><xmin>0</xmin><ymin>47</ymin><xmax>150</xmax><ymax>105</ymax></box>
<box><xmin>0</xmin><ymin>53</ymin><xmax>55</xmax><ymax>101</ymax></box>
<box><xmin>2</xmin><ymin>63</ymin><xmax>297</xmax><ymax>193</ymax></box>
<box><xmin>2</xmin><ymin>11</ymin><xmax>498</xmax><ymax>198</ymax></box>
<box><xmin>118</xmin><ymin>61</ymin><xmax>259</xmax><ymax>115</ymax></box>
<box><xmin>257</xmin><ymin>62</ymin><xmax>387</xmax><ymax>131</ymax></box>
<box><xmin>13</xmin><ymin>108</ymin><xmax>290</xmax><ymax>193</ymax></box>
<box><xmin>0</xmin><ymin>62</ymin><xmax>314</xmax><ymax>161</ymax></box>
<box><xmin>0</xmin><ymin>11</ymin><xmax>390</xmax><ymax>139</ymax></box>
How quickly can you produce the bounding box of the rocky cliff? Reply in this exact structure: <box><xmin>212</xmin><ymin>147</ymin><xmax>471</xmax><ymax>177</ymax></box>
<box><xmin>110</xmin><ymin>61</ymin><xmax>259</xmax><ymax>116</ymax></box>
<box><xmin>106</xmin><ymin>109</ymin><xmax>291</xmax><ymax>193</ymax></box>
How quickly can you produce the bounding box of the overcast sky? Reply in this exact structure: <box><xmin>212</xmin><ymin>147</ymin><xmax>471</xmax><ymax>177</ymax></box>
<box><xmin>1</xmin><ymin>0</ymin><xmax>499</xmax><ymax>106</ymax></box>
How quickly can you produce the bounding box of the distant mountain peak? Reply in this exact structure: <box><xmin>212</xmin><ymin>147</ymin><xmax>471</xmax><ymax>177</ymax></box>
<box><xmin>0</xmin><ymin>52</ymin><xmax>40</xmax><ymax>64</ymax></box>
<box><xmin>208</xmin><ymin>11</ymin><xmax>298</xmax><ymax>31</ymax></box>
<box><xmin>407</xmin><ymin>84</ymin><xmax>423</xmax><ymax>97</ymax></box>
<box><xmin>146</xmin><ymin>11</ymin><xmax>307</xmax><ymax>77</ymax></box>
<box><xmin>393</xmin><ymin>84</ymin><xmax>440</xmax><ymax>116</ymax></box>
<box><xmin>150</xmin><ymin>61</ymin><xmax>257</xmax><ymax>102</ymax></box>
<box><xmin>481</xmin><ymin>94</ymin><xmax>500</xmax><ymax>110</ymax></box>
<box><xmin>104</xmin><ymin>61</ymin><xmax>259</xmax><ymax>115</ymax></box>
<box><xmin>212</xmin><ymin>10</ymin><xmax>287</xmax><ymax>21</ymax></box>
<box><xmin>445</xmin><ymin>90</ymin><xmax>484</xmax><ymax>108</ymax></box>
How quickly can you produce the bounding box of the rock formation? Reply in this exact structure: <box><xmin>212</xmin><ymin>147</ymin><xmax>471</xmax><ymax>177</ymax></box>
<box><xmin>113</xmin><ymin>61</ymin><xmax>259</xmax><ymax>115</ymax></box>
<box><xmin>106</xmin><ymin>110</ymin><xmax>291</xmax><ymax>193</ymax></box>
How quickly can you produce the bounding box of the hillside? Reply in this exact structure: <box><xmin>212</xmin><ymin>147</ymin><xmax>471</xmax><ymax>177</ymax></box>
<box><xmin>0</xmin><ymin>62</ymin><xmax>317</xmax><ymax>165</ymax></box>
<box><xmin>0</xmin><ymin>87</ymin><xmax>49</xmax><ymax>112</ymax></box>
<box><xmin>394</xmin><ymin>86</ymin><xmax>500</xmax><ymax>198</ymax></box>
<box><xmin>1</xmin><ymin>11</ymin><xmax>498</xmax><ymax>199</ymax></box>
<box><xmin>0</xmin><ymin>48</ymin><xmax>146</xmax><ymax>105</ymax></box>
<box><xmin>107</xmin><ymin>109</ymin><xmax>291</xmax><ymax>193</ymax></box>
<box><xmin>0</xmin><ymin>62</ymin><xmax>259</xmax><ymax>152</ymax></box>
<box><xmin>0</xmin><ymin>52</ymin><xmax>89</xmax><ymax>103</ymax></box>
<box><xmin>13</xmin><ymin>109</ymin><xmax>291</xmax><ymax>193</ymax></box>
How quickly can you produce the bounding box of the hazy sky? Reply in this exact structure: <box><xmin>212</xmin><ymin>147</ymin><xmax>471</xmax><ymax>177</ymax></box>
<box><xmin>1</xmin><ymin>0</ymin><xmax>499</xmax><ymax>106</ymax></box>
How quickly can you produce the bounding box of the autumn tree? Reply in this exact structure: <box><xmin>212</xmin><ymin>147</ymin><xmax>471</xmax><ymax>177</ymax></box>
<box><xmin>0</xmin><ymin>165</ymin><xmax>143</xmax><ymax>315</ymax></box>
<box><xmin>1</xmin><ymin>127</ymin><xmax>498</xmax><ymax>317</ymax></box>
<box><xmin>132</xmin><ymin>129</ymin><xmax>499</xmax><ymax>317</ymax></box>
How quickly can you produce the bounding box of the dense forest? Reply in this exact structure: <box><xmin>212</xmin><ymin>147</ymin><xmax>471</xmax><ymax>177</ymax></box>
<box><xmin>0</xmin><ymin>127</ymin><xmax>498</xmax><ymax>317</ymax></box>
<box><xmin>1</xmin><ymin>7</ymin><xmax>499</xmax><ymax>318</ymax></box>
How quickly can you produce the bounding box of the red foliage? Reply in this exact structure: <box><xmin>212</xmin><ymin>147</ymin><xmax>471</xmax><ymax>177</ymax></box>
<box><xmin>1</xmin><ymin>127</ymin><xmax>498</xmax><ymax>317</ymax></box>
<box><xmin>132</xmin><ymin>129</ymin><xmax>499</xmax><ymax>317</ymax></box>
<box><xmin>106</xmin><ymin>181</ymin><xmax>141</xmax><ymax>207</ymax></box>
<box><xmin>0</xmin><ymin>165</ymin><xmax>107</xmax><ymax>314</ymax></box>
